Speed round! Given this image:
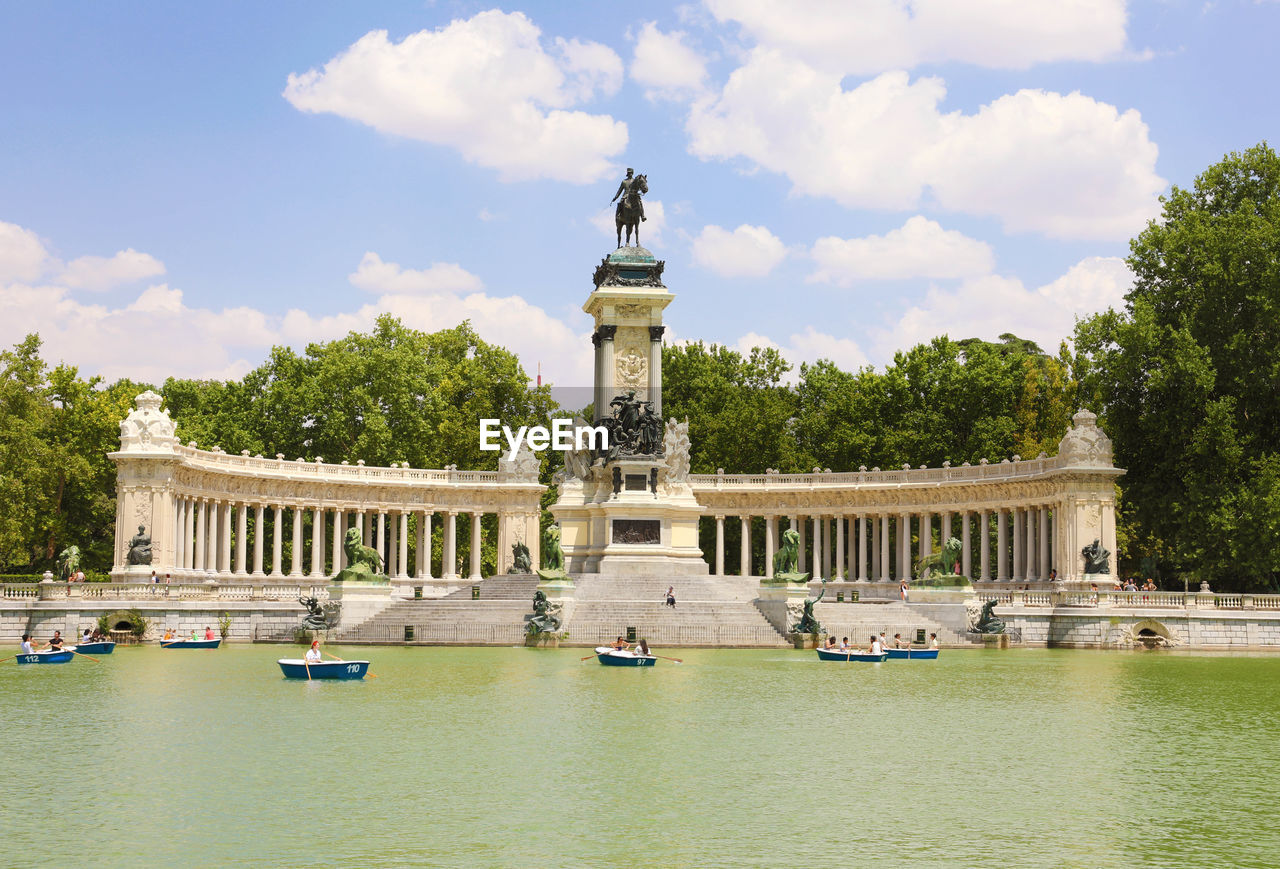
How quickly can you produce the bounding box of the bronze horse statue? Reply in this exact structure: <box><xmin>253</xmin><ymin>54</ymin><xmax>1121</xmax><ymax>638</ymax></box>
<box><xmin>614</xmin><ymin>174</ymin><xmax>647</xmax><ymax>248</ymax></box>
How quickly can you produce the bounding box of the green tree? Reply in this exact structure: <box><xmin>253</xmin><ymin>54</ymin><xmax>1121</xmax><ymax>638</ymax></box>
<box><xmin>1074</xmin><ymin>143</ymin><xmax>1280</xmax><ymax>590</ymax></box>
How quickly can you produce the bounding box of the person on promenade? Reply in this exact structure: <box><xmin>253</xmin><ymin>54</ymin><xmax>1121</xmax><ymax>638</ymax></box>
<box><xmin>665</xmin><ymin>586</ymin><xmax>676</xmax><ymax>608</ymax></box>
<box><xmin>305</xmin><ymin>640</ymin><xmax>323</xmax><ymax>664</ymax></box>
<box><xmin>48</xmin><ymin>631</ymin><xmax>64</xmax><ymax>651</ymax></box>
<box><xmin>204</xmin><ymin>626</ymin><xmax>215</xmax><ymax>641</ymax></box>
<box><xmin>1048</xmin><ymin>569</ymin><xmax>1058</xmax><ymax>582</ymax></box>
<box><xmin>151</xmin><ymin>570</ymin><xmax>158</xmax><ymax>584</ymax></box>
<box><xmin>900</xmin><ymin>580</ymin><xmax>909</xmax><ymax>602</ymax></box>
<box><xmin>928</xmin><ymin>633</ymin><xmax>939</xmax><ymax>649</ymax></box>
<box><xmin>612</xmin><ymin>636</ymin><xmax>631</xmax><ymax>651</ymax></box>
<box><xmin>20</xmin><ymin>634</ymin><xmax>37</xmax><ymax>654</ymax></box>
<box><xmin>868</xmin><ymin>634</ymin><xmax>883</xmax><ymax>655</ymax></box>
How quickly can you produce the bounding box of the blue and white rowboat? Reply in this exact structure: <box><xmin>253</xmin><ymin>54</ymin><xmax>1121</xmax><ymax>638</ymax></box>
<box><xmin>815</xmin><ymin>648</ymin><xmax>888</xmax><ymax>662</ymax></box>
<box><xmin>595</xmin><ymin>647</ymin><xmax>657</xmax><ymax>667</ymax></box>
<box><xmin>15</xmin><ymin>649</ymin><xmax>75</xmax><ymax>664</ymax></box>
<box><xmin>278</xmin><ymin>659</ymin><xmax>370</xmax><ymax>680</ymax></box>
<box><xmin>886</xmin><ymin>648</ymin><xmax>939</xmax><ymax>660</ymax></box>
<box><xmin>161</xmin><ymin>638</ymin><xmax>221</xmax><ymax>649</ymax></box>
<box><xmin>69</xmin><ymin>641</ymin><xmax>116</xmax><ymax>655</ymax></box>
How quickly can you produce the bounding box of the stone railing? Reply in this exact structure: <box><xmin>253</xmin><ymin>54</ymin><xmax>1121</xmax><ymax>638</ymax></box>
<box><xmin>690</xmin><ymin>455</ymin><xmax>1067</xmax><ymax>490</ymax></box>
<box><xmin>976</xmin><ymin>590</ymin><xmax>1280</xmax><ymax>611</ymax></box>
<box><xmin>5</xmin><ymin>581</ymin><xmax>330</xmax><ymax>603</ymax></box>
<box><xmin>175</xmin><ymin>444</ymin><xmax>511</xmax><ymax>485</ymax></box>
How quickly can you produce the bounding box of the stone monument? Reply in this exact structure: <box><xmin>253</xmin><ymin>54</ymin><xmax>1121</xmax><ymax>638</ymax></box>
<box><xmin>550</xmin><ymin>177</ymin><xmax>706</xmax><ymax>575</ymax></box>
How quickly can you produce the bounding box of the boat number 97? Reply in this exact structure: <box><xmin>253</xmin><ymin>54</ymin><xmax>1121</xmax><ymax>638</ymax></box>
<box><xmin>347</xmin><ymin>664</ymin><xmax>360</xmax><ymax>673</ymax></box>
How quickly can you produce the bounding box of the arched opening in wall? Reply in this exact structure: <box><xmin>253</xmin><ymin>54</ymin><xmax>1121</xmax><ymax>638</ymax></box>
<box><xmin>1128</xmin><ymin>618</ymin><xmax>1176</xmax><ymax>649</ymax></box>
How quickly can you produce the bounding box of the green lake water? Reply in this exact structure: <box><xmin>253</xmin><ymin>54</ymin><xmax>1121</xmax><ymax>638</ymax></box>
<box><xmin>2</xmin><ymin>645</ymin><xmax>1278</xmax><ymax>868</ymax></box>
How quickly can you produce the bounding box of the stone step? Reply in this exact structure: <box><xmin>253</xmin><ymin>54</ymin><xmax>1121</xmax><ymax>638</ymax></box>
<box><xmin>443</xmin><ymin>574</ymin><xmax>542</xmax><ymax>601</ymax></box>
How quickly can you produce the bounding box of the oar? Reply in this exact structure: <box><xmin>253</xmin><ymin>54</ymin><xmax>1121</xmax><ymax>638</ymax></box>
<box><xmin>653</xmin><ymin>654</ymin><xmax>683</xmax><ymax>664</ymax></box>
<box><xmin>70</xmin><ymin>649</ymin><xmax>100</xmax><ymax>663</ymax></box>
<box><xmin>0</xmin><ymin>652</ymin><xmax>25</xmax><ymax>664</ymax></box>
<box><xmin>304</xmin><ymin>659</ymin><xmax>312</xmax><ymax>681</ymax></box>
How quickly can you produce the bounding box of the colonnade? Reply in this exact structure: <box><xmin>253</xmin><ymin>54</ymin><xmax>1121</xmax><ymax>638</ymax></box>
<box><xmin>168</xmin><ymin>496</ymin><xmax>495</xmax><ymax>581</ymax></box>
<box><xmin>706</xmin><ymin>505</ymin><xmax>1058</xmax><ymax>582</ymax></box>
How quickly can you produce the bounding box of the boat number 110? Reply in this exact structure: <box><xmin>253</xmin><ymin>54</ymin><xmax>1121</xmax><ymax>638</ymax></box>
<box><xmin>347</xmin><ymin>664</ymin><xmax>360</xmax><ymax>673</ymax></box>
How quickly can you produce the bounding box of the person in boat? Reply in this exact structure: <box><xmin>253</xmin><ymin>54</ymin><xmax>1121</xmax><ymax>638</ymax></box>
<box><xmin>892</xmin><ymin>632</ymin><xmax>906</xmax><ymax>649</ymax></box>
<box><xmin>823</xmin><ymin>636</ymin><xmax>837</xmax><ymax>650</ymax></box>
<box><xmin>612</xmin><ymin>636</ymin><xmax>631</xmax><ymax>651</ymax></box>
<box><xmin>80</xmin><ymin>628</ymin><xmax>93</xmax><ymax>644</ymax></box>
<box><xmin>20</xmin><ymin>633</ymin><xmax>37</xmax><ymax>654</ymax></box>
<box><xmin>204</xmin><ymin>626</ymin><xmax>215</xmax><ymax>641</ymax></box>
<box><xmin>868</xmin><ymin>634</ymin><xmax>883</xmax><ymax>655</ymax></box>
<box><xmin>928</xmin><ymin>633</ymin><xmax>939</xmax><ymax>649</ymax></box>
<box><xmin>47</xmin><ymin>631</ymin><xmax>64</xmax><ymax>651</ymax></box>
<box><xmin>305</xmin><ymin>640</ymin><xmax>323</xmax><ymax>664</ymax></box>
<box><xmin>636</xmin><ymin>638</ymin><xmax>651</xmax><ymax>657</ymax></box>
<box><xmin>878</xmin><ymin>630</ymin><xmax>889</xmax><ymax>650</ymax></box>
<box><xmin>163</xmin><ymin>628</ymin><xmax>175</xmax><ymax>642</ymax></box>
<box><xmin>839</xmin><ymin>636</ymin><xmax>851</xmax><ymax>652</ymax></box>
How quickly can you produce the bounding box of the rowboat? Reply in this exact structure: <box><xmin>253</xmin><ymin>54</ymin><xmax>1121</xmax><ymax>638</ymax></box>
<box><xmin>161</xmin><ymin>638</ymin><xmax>221</xmax><ymax>649</ymax></box>
<box><xmin>886</xmin><ymin>648</ymin><xmax>939</xmax><ymax>660</ymax></box>
<box><xmin>815</xmin><ymin>647</ymin><xmax>888</xmax><ymax>662</ymax></box>
<box><xmin>69</xmin><ymin>641</ymin><xmax>116</xmax><ymax>655</ymax></box>
<box><xmin>15</xmin><ymin>649</ymin><xmax>75</xmax><ymax>664</ymax></box>
<box><xmin>278</xmin><ymin>659</ymin><xmax>370</xmax><ymax>680</ymax></box>
<box><xmin>594</xmin><ymin>646</ymin><xmax>657</xmax><ymax>667</ymax></box>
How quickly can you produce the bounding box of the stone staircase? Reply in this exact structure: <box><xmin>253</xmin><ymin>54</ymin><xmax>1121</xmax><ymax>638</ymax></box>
<box><xmin>566</xmin><ymin>573</ymin><xmax>789</xmax><ymax>647</ymax></box>
<box><xmin>812</xmin><ymin>601</ymin><xmax>965</xmax><ymax>646</ymax></box>
<box><xmin>443</xmin><ymin>573</ymin><xmax>541</xmax><ymax>600</ymax></box>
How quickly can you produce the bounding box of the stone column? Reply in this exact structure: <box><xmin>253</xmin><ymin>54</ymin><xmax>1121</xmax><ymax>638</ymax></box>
<box><xmin>961</xmin><ymin>511</ymin><xmax>972</xmax><ymax>578</ymax></box>
<box><xmin>208</xmin><ymin>501</ymin><xmax>221</xmax><ymax>574</ymax></box>
<box><xmin>858</xmin><ymin>515</ymin><xmax>868</xmax><ymax>581</ymax></box>
<box><xmin>895</xmin><ymin>514</ymin><xmax>907</xmax><ymax>581</ymax></box>
<box><xmin>879</xmin><ymin>514</ymin><xmax>890</xmax><ymax>581</ymax></box>
<box><xmin>920</xmin><ymin>511</ymin><xmax>932</xmax><ymax>561</ymax></box>
<box><xmin>220</xmin><ymin>502</ymin><xmax>232</xmax><ymax>575</ymax></box>
<box><xmin>184</xmin><ymin>499</ymin><xmax>195</xmax><ymax>571</ymax></box>
<box><xmin>597</xmin><ymin>325</ymin><xmax>616</xmax><ymax>423</ymax></box>
<box><xmin>941</xmin><ymin>511</ymin><xmax>952</xmax><ymax>546</ymax></box>
<box><xmin>835</xmin><ymin>516</ymin><xmax>845</xmax><ymax>582</ymax></box>
<box><xmin>648</xmin><ymin>325</ymin><xmax>664</xmax><ymax>416</ymax></box>
<box><xmin>797</xmin><ymin>516</ymin><xmax>807</xmax><ymax>574</ymax></box>
<box><xmin>1040</xmin><ymin>506</ymin><xmax>1051</xmax><ymax>579</ymax></box>
<box><xmin>272</xmin><ymin>505</ymin><xmax>283</xmax><ymax>576</ymax></box>
<box><xmin>399</xmin><ymin>512</ymin><xmax>410</xmax><ymax>579</ymax></box>
<box><xmin>174</xmin><ymin>499</ymin><xmax>186</xmax><ymax>574</ymax></box>
<box><xmin>1025</xmin><ymin>507</ymin><xmax>1037</xmax><ymax>581</ymax></box>
<box><xmin>1012</xmin><ymin>508</ymin><xmax>1023</xmax><ymax>582</ymax></box>
<box><xmin>443</xmin><ymin>511</ymin><xmax>457</xmax><ymax>579</ymax></box>
<box><xmin>812</xmin><ymin>516</ymin><xmax>822</xmax><ymax>580</ymax></box>
<box><xmin>418</xmin><ymin>511</ymin><xmax>433</xmax><ymax>579</ymax></box>
<box><xmin>331</xmin><ymin>511</ymin><xmax>342</xmax><ymax>576</ymax></box>
<box><xmin>376</xmin><ymin>512</ymin><xmax>387</xmax><ymax>566</ymax></box>
<box><xmin>980</xmin><ymin>510</ymin><xmax>990</xmax><ymax>581</ymax></box>
<box><xmin>355</xmin><ymin>510</ymin><xmax>366</xmax><ymax>547</ymax></box>
<box><xmin>194</xmin><ymin>499</ymin><xmax>207</xmax><ymax>572</ymax></box>
<box><xmin>311</xmin><ymin>507</ymin><xmax>324</xmax><ymax>577</ymax></box>
<box><xmin>253</xmin><ymin>504</ymin><xmax>265</xmax><ymax>576</ymax></box>
<box><xmin>714</xmin><ymin>516</ymin><xmax>725</xmax><ymax>576</ymax></box>
<box><xmin>290</xmin><ymin>507</ymin><xmax>304</xmax><ymax>577</ymax></box>
<box><xmin>387</xmin><ymin>512</ymin><xmax>398</xmax><ymax>578</ymax></box>
<box><xmin>235</xmin><ymin>503</ymin><xmax>248</xmax><ymax>575</ymax></box>
<box><xmin>764</xmin><ymin>515</ymin><xmax>776</xmax><ymax>579</ymax></box>
<box><xmin>469</xmin><ymin>512</ymin><xmax>482</xmax><ymax>581</ymax></box>
<box><xmin>739</xmin><ymin>515</ymin><xmax>751</xmax><ymax>578</ymax></box>
<box><xmin>996</xmin><ymin>510</ymin><xmax>1008</xmax><ymax>582</ymax></box>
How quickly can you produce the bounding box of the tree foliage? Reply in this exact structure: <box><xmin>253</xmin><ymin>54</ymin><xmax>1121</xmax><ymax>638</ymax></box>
<box><xmin>1075</xmin><ymin>143</ymin><xmax>1280</xmax><ymax>590</ymax></box>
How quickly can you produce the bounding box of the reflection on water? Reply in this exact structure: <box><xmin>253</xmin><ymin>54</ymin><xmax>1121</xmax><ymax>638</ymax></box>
<box><xmin>2</xmin><ymin>647</ymin><xmax>1278</xmax><ymax>868</ymax></box>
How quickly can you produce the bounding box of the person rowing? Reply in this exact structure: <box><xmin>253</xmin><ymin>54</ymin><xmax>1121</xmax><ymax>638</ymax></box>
<box><xmin>305</xmin><ymin>640</ymin><xmax>323</xmax><ymax>664</ymax></box>
<box><xmin>612</xmin><ymin>636</ymin><xmax>631</xmax><ymax>652</ymax></box>
<box><xmin>868</xmin><ymin>634</ymin><xmax>884</xmax><ymax>655</ymax></box>
<box><xmin>47</xmin><ymin>631</ymin><xmax>64</xmax><ymax>651</ymax></box>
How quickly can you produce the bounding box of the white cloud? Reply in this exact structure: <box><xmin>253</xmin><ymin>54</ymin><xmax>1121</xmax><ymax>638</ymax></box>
<box><xmin>0</xmin><ymin>220</ymin><xmax>592</xmax><ymax>388</ymax></box>
<box><xmin>348</xmin><ymin>252</ymin><xmax>484</xmax><ymax>295</ymax></box>
<box><xmin>590</xmin><ymin>199</ymin><xmax>667</xmax><ymax>247</ymax></box>
<box><xmin>809</xmin><ymin>216</ymin><xmax>994</xmax><ymax>286</ymax></box>
<box><xmin>691</xmin><ymin>223</ymin><xmax>787</xmax><ymax>277</ymax></box>
<box><xmin>871</xmin><ymin>255</ymin><xmax>1133</xmax><ymax>359</ymax></box>
<box><xmin>630</xmin><ymin>21</ymin><xmax>709</xmax><ymax>100</ymax></box>
<box><xmin>706</xmin><ymin>0</ymin><xmax>1130</xmax><ymax>74</ymax></box>
<box><xmin>732</xmin><ymin>326</ymin><xmax>870</xmax><ymax>379</ymax></box>
<box><xmin>283</xmin><ymin>10</ymin><xmax>627</xmax><ymax>183</ymax></box>
<box><xmin>0</xmin><ymin>221</ymin><xmax>52</xmax><ymax>283</ymax></box>
<box><xmin>60</xmin><ymin>248</ymin><xmax>166</xmax><ymax>291</ymax></box>
<box><xmin>686</xmin><ymin>56</ymin><xmax>1164</xmax><ymax>239</ymax></box>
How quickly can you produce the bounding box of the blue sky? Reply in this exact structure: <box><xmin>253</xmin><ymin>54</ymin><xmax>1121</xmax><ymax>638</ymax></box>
<box><xmin>1</xmin><ymin>1</ymin><xmax>1276</xmax><ymax>387</ymax></box>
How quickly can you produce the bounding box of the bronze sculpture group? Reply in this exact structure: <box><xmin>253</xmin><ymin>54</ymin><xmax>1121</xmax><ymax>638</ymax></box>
<box><xmin>599</xmin><ymin>390</ymin><xmax>663</xmax><ymax>460</ymax></box>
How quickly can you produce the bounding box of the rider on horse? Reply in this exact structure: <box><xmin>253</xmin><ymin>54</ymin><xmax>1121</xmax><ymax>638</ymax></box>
<box><xmin>611</xmin><ymin>168</ymin><xmax>646</xmax><ymax>222</ymax></box>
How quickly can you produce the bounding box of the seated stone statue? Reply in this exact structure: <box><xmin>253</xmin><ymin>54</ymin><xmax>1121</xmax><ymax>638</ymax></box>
<box><xmin>127</xmin><ymin>525</ymin><xmax>152</xmax><ymax>566</ymax></box>
<box><xmin>1081</xmin><ymin>539</ymin><xmax>1110</xmax><ymax>575</ymax></box>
